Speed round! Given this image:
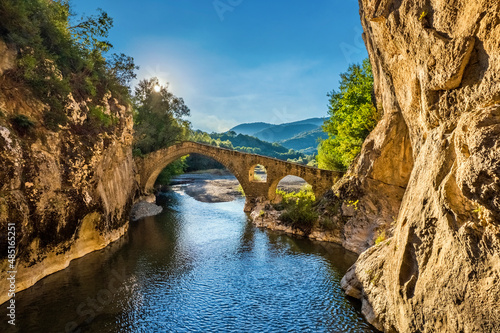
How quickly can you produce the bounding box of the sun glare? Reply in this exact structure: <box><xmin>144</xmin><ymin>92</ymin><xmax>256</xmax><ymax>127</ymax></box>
<box><xmin>154</xmin><ymin>85</ymin><xmax>161</xmax><ymax>93</ymax></box>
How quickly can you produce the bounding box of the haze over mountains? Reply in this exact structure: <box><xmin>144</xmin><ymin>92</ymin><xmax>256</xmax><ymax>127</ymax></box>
<box><xmin>230</xmin><ymin>117</ymin><xmax>328</xmax><ymax>154</ymax></box>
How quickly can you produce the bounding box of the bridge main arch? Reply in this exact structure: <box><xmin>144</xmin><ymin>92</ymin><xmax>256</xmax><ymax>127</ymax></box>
<box><xmin>135</xmin><ymin>142</ymin><xmax>344</xmax><ymax>211</ymax></box>
<box><xmin>136</xmin><ymin>142</ymin><xmax>248</xmax><ymax>193</ymax></box>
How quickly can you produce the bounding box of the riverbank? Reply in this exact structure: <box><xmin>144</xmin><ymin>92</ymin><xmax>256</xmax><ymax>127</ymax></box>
<box><xmin>249</xmin><ymin>200</ymin><xmax>343</xmax><ymax>244</ymax></box>
<box><xmin>168</xmin><ymin>169</ymin><xmax>308</xmax><ymax>203</ymax></box>
<box><xmin>130</xmin><ymin>194</ymin><xmax>163</xmax><ymax>221</ymax></box>
<box><xmin>169</xmin><ymin>169</ymin><xmax>242</xmax><ymax>203</ymax></box>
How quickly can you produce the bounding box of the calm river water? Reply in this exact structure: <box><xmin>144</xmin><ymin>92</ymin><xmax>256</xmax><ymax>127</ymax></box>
<box><xmin>2</xmin><ymin>190</ymin><xmax>377</xmax><ymax>333</ymax></box>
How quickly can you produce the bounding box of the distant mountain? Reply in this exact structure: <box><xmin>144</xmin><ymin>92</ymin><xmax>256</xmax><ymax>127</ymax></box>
<box><xmin>253</xmin><ymin>123</ymin><xmax>318</xmax><ymax>142</ymax></box>
<box><xmin>229</xmin><ymin>122</ymin><xmax>273</xmax><ymax>136</ymax></box>
<box><xmin>279</xmin><ymin>117</ymin><xmax>326</xmax><ymax>127</ymax></box>
<box><xmin>279</xmin><ymin>128</ymin><xmax>328</xmax><ymax>154</ymax></box>
<box><xmin>229</xmin><ymin>117</ymin><xmax>327</xmax><ymax>154</ymax></box>
<box><xmin>193</xmin><ymin>130</ymin><xmax>307</xmax><ymax>161</ymax></box>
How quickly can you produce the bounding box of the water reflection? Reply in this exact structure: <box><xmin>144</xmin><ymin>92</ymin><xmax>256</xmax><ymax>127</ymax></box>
<box><xmin>1</xmin><ymin>191</ymin><xmax>377</xmax><ymax>333</ymax></box>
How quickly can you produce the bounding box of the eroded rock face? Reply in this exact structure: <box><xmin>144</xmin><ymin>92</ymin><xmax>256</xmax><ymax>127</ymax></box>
<box><xmin>340</xmin><ymin>0</ymin><xmax>500</xmax><ymax>332</ymax></box>
<box><xmin>0</xmin><ymin>41</ymin><xmax>137</xmax><ymax>304</ymax></box>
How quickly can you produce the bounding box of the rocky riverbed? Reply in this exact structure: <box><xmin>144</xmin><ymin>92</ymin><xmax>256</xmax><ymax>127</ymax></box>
<box><xmin>168</xmin><ymin>169</ymin><xmax>307</xmax><ymax>203</ymax></box>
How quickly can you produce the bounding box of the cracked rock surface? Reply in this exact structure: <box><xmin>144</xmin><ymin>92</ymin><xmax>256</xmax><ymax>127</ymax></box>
<box><xmin>336</xmin><ymin>1</ymin><xmax>500</xmax><ymax>332</ymax></box>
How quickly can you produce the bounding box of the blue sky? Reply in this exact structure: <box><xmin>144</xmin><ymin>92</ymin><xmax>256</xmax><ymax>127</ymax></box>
<box><xmin>71</xmin><ymin>0</ymin><xmax>367</xmax><ymax>132</ymax></box>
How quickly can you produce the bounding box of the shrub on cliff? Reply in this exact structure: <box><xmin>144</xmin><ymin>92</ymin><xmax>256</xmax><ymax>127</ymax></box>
<box><xmin>0</xmin><ymin>0</ymin><xmax>138</xmax><ymax>130</ymax></box>
<box><xmin>317</xmin><ymin>58</ymin><xmax>378</xmax><ymax>171</ymax></box>
<box><xmin>11</xmin><ymin>114</ymin><xmax>35</xmax><ymax>134</ymax></box>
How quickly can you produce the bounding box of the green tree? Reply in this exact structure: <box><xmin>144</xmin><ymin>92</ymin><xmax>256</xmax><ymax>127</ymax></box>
<box><xmin>107</xmin><ymin>53</ymin><xmax>139</xmax><ymax>88</ymax></box>
<box><xmin>317</xmin><ymin>59</ymin><xmax>378</xmax><ymax>171</ymax></box>
<box><xmin>70</xmin><ymin>8</ymin><xmax>113</xmax><ymax>53</ymax></box>
<box><xmin>133</xmin><ymin>77</ymin><xmax>191</xmax><ymax>155</ymax></box>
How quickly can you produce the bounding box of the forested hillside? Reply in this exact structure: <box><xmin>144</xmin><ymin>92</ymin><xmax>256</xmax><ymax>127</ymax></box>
<box><xmin>230</xmin><ymin>117</ymin><xmax>327</xmax><ymax>153</ymax></box>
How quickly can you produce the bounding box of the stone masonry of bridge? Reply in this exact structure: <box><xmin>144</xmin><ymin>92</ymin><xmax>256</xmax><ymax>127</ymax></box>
<box><xmin>135</xmin><ymin>141</ymin><xmax>344</xmax><ymax>211</ymax></box>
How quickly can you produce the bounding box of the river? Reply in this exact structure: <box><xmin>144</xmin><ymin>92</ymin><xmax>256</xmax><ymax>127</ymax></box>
<box><xmin>1</xmin><ymin>189</ymin><xmax>377</xmax><ymax>333</ymax></box>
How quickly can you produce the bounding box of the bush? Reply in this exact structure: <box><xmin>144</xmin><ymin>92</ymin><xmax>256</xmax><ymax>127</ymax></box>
<box><xmin>277</xmin><ymin>188</ymin><xmax>318</xmax><ymax>234</ymax></box>
<box><xmin>132</xmin><ymin>148</ymin><xmax>143</xmax><ymax>157</ymax></box>
<box><xmin>375</xmin><ymin>231</ymin><xmax>386</xmax><ymax>245</ymax></box>
<box><xmin>318</xmin><ymin>217</ymin><xmax>336</xmax><ymax>231</ymax></box>
<box><xmin>43</xmin><ymin>108</ymin><xmax>68</xmax><ymax>131</ymax></box>
<box><xmin>11</xmin><ymin>114</ymin><xmax>35</xmax><ymax>133</ymax></box>
<box><xmin>88</xmin><ymin>105</ymin><xmax>115</xmax><ymax>128</ymax></box>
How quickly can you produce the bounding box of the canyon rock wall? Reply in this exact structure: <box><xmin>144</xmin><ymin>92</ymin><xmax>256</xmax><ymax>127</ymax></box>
<box><xmin>340</xmin><ymin>0</ymin><xmax>500</xmax><ymax>332</ymax></box>
<box><xmin>0</xmin><ymin>40</ymin><xmax>137</xmax><ymax>304</ymax></box>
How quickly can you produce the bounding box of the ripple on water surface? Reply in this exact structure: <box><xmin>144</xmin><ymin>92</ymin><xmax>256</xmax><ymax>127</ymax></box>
<box><xmin>1</xmin><ymin>192</ymin><xmax>377</xmax><ymax>333</ymax></box>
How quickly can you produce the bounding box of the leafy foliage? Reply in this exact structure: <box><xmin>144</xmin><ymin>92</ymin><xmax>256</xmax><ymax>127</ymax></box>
<box><xmin>374</xmin><ymin>230</ymin><xmax>386</xmax><ymax>245</ymax></box>
<box><xmin>276</xmin><ymin>186</ymin><xmax>318</xmax><ymax>234</ymax></box>
<box><xmin>69</xmin><ymin>8</ymin><xmax>113</xmax><ymax>52</ymax></box>
<box><xmin>155</xmin><ymin>157</ymin><xmax>188</xmax><ymax>186</ymax></box>
<box><xmin>0</xmin><ymin>0</ymin><xmax>137</xmax><ymax>130</ymax></box>
<box><xmin>43</xmin><ymin>108</ymin><xmax>67</xmax><ymax>131</ymax></box>
<box><xmin>88</xmin><ymin>105</ymin><xmax>116</xmax><ymax>128</ymax></box>
<box><xmin>236</xmin><ymin>184</ymin><xmax>245</xmax><ymax>196</ymax></box>
<box><xmin>317</xmin><ymin>59</ymin><xmax>378</xmax><ymax>171</ymax></box>
<box><xmin>287</xmin><ymin>155</ymin><xmax>317</xmax><ymax>167</ymax></box>
<box><xmin>279</xmin><ymin>127</ymin><xmax>328</xmax><ymax>154</ymax></box>
<box><xmin>184</xmin><ymin>153</ymin><xmax>225</xmax><ymax>172</ymax></box>
<box><xmin>11</xmin><ymin>114</ymin><xmax>35</xmax><ymax>134</ymax></box>
<box><xmin>132</xmin><ymin>78</ymin><xmax>192</xmax><ymax>183</ymax></box>
<box><xmin>133</xmin><ymin>77</ymin><xmax>191</xmax><ymax>155</ymax></box>
<box><xmin>107</xmin><ymin>53</ymin><xmax>138</xmax><ymax>88</ymax></box>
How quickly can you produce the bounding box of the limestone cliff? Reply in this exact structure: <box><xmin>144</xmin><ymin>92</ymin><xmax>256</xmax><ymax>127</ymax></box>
<box><xmin>339</xmin><ymin>0</ymin><xmax>500</xmax><ymax>332</ymax></box>
<box><xmin>0</xmin><ymin>40</ymin><xmax>137</xmax><ymax>305</ymax></box>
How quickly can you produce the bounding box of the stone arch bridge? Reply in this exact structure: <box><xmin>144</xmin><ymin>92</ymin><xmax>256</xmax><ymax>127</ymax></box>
<box><xmin>135</xmin><ymin>141</ymin><xmax>343</xmax><ymax>211</ymax></box>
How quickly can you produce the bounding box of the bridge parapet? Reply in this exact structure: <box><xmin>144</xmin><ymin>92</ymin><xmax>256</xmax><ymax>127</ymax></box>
<box><xmin>135</xmin><ymin>141</ymin><xmax>344</xmax><ymax>211</ymax></box>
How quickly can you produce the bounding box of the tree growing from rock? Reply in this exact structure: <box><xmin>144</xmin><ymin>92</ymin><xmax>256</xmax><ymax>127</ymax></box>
<box><xmin>317</xmin><ymin>58</ymin><xmax>378</xmax><ymax>171</ymax></box>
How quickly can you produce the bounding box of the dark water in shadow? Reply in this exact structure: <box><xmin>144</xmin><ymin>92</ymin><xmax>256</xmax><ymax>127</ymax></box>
<box><xmin>1</xmin><ymin>191</ymin><xmax>377</xmax><ymax>332</ymax></box>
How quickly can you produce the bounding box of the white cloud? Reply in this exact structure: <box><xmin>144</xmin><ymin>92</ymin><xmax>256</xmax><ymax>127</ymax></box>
<box><xmin>190</xmin><ymin>112</ymin><xmax>238</xmax><ymax>133</ymax></box>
